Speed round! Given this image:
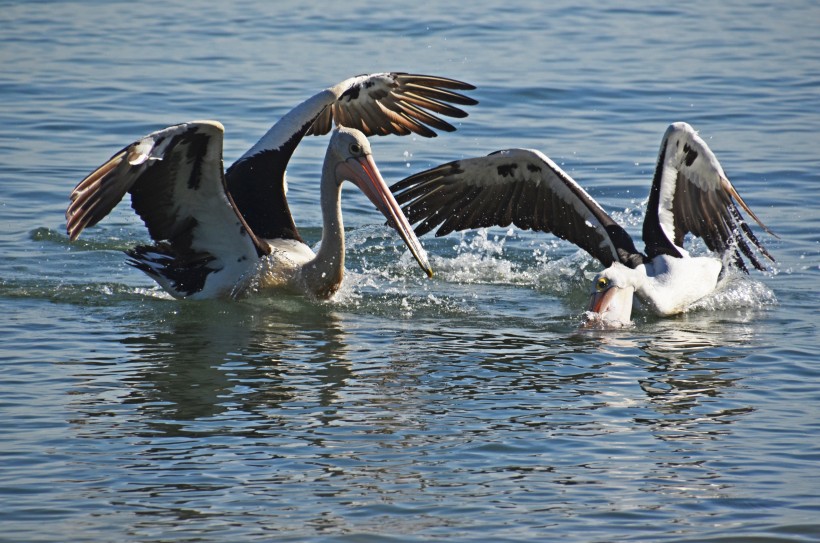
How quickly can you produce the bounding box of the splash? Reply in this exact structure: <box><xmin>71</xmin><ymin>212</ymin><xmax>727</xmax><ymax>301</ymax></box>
<box><xmin>688</xmin><ymin>271</ymin><xmax>778</xmax><ymax>312</ymax></box>
<box><xmin>434</xmin><ymin>229</ymin><xmax>526</xmax><ymax>284</ymax></box>
<box><xmin>580</xmin><ymin>310</ymin><xmax>636</xmax><ymax>330</ymax></box>
<box><xmin>422</xmin><ymin>228</ymin><xmax>597</xmax><ymax>292</ymax></box>
<box><xmin>610</xmin><ymin>198</ymin><xmax>648</xmax><ymax>230</ymax></box>
<box><xmin>334</xmin><ymin>265</ymin><xmax>475</xmax><ymax>319</ymax></box>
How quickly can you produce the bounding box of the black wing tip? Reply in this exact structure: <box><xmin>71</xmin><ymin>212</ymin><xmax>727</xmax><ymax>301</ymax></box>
<box><xmin>728</xmin><ymin>201</ymin><xmax>777</xmax><ymax>272</ymax></box>
<box><xmin>314</xmin><ymin>72</ymin><xmax>478</xmax><ymax>139</ymax></box>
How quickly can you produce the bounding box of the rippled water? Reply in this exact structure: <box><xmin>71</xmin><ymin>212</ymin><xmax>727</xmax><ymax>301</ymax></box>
<box><xmin>2</xmin><ymin>1</ymin><xmax>819</xmax><ymax>542</ymax></box>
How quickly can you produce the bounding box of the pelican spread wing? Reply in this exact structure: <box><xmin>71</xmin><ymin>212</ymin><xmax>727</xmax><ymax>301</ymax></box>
<box><xmin>643</xmin><ymin>122</ymin><xmax>775</xmax><ymax>271</ymax></box>
<box><xmin>226</xmin><ymin>72</ymin><xmax>478</xmax><ymax>241</ymax></box>
<box><xmin>66</xmin><ymin>121</ymin><xmax>266</xmax><ymax>298</ymax></box>
<box><xmin>391</xmin><ymin>148</ymin><xmax>642</xmax><ymax>267</ymax></box>
<box><xmin>308</xmin><ymin>72</ymin><xmax>478</xmax><ymax>137</ymax></box>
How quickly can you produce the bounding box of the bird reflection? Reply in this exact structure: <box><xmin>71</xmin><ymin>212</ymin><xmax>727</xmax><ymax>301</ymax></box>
<box><xmin>586</xmin><ymin>312</ymin><xmax>760</xmax><ymax>441</ymax></box>
<box><xmin>114</xmin><ymin>296</ymin><xmax>353</xmax><ymax>435</ymax></box>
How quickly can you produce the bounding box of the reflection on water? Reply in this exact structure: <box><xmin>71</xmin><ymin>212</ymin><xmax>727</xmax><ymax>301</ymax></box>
<box><xmin>590</xmin><ymin>316</ymin><xmax>758</xmax><ymax>435</ymax></box>
<box><xmin>75</xmin><ymin>299</ymin><xmax>763</xmax><ymax>447</ymax></box>
<box><xmin>106</xmin><ymin>299</ymin><xmax>354</xmax><ymax>432</ymax></box>
<box><xmin>43</xmin><ymin>281</ymin><xmax>783</xmax><ymax>541</ymax></box>
<box><xmin>33</xmin><ymin>220</ymin><xmax>776</xmax><ymax>543</ymax></box>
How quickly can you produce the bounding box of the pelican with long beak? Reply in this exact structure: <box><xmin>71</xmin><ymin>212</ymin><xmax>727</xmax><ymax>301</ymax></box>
<box><xmin>391</xmin><ymin>122</ymin><xmax>775</xmax><ymax>326</ymax></box>
<box><xmin>66</xmin><ymin>124</ymin><xmax>430</xmax><ymax>299</ymax></box>
<box><xmin>65</xmin><ymin>72</ymin><xmax>476</xmax><ymax>299</ymax></box>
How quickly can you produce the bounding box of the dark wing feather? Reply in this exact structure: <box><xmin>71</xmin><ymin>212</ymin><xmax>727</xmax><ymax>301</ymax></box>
<box><xmin>642</xmin><ymin>122</ymin><xmax>775</xmax><ymax>272</ymax></box>
<box><xmin>307</xmin><ymin>73</ymin><xmax>477</xmax><ymax>137</ymax></box>
<box><xmin>392</xmin><ymin>149</ymin><xmax>642</xmax><ymax>268</ymax></box>
<box><xmin>66</xmin><ymin>122</ymin><xmax>268</xmax><ymax>294</ymax></box>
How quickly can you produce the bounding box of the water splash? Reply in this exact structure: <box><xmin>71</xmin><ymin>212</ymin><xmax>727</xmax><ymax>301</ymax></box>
<box><xmin>689</xmin><ymin>271</ymin><xmax>778</xmax><ymax>313</ymax></box>
<box><xmin>30</xmin><ymin>219</ymin><xmax>778</xmax><ymax>326</ymax></box>
<box><xmin>432</xmin><ymin>229</ymin><xmax>526</xmax><ymax>284</ymax></box>
<box><xmin>580</xmin><ymin>310</ymin><xmax>636</xmax><ymax>330</ymax></box>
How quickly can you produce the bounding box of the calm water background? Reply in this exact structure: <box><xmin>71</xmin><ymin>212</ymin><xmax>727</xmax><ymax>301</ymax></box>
<box><xmin>2</xmin><ymin>1</ymin><xmax>819</xmax><ymax>541</ymax></box>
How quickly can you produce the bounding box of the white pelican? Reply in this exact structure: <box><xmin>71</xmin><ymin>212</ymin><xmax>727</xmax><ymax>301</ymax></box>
<box><xmin>66</xmin><ymin>73</ymin><xmax>476</xmax><ymax>300</ymax></box>
<box><xmin>391</xmin><ymin>122</ymin><xmax>776</xmax><ymax>326</ymax></box>
<box><xmin>67</xmin><ymin>125</ymin><xmax>429</xmax><ymax>299</ymax></box>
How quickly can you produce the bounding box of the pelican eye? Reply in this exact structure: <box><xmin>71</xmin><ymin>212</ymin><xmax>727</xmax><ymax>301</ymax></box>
<box><xmin>349</xmin><ymin>143</ymin><xmax>363</xmax><ymax>155</ymax></box>
<box><xmin>596</xmin><ymin>277</ymin><xmax>609</xmax><ymax>292</ymax></box>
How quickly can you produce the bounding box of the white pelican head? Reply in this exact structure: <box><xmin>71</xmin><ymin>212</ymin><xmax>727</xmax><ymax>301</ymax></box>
<box><xmin>585</xmin><ymin>263</ymin><xmax>639</xmax><ymax>327</ymax></box>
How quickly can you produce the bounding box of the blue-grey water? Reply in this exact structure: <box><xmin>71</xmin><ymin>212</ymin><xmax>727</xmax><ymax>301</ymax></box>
<box><xmin>2</xmin><ymin>1</ymin><xmax>819</xmax><ymax>542</ymax></box>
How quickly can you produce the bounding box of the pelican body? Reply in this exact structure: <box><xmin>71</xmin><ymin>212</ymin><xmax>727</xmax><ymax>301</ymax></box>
<box><xmin>66</xmin><ymin>73</ymin><xmax>477</xmax><ymax>299</ymax></box>
<box><xmin>391</xmin><ymin>122</ymin><xmax>775</xmax><ymax>326</ymax></box>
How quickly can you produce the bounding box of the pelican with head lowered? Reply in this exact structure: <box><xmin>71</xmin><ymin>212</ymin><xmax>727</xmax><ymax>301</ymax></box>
<box><xmin>66</xmin><ymin>72</ymin><xmax>477</xmax><ymax>299</ymax></box>
<box><xmin>391</xmin><ymin>122</ymin><xmax>775</xmax><ymax>326</ymax></box>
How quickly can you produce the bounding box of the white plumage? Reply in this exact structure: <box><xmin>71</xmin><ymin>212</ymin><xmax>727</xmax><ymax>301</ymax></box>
<box><xmin>67</xmin><ymin>73</ymin><xmax>477</xmax><ymax>299</ymax></box>
<box><xmin>392</xmin><ymin>122</ymin><xmax>775</xmax><ymax>325</ymax></box>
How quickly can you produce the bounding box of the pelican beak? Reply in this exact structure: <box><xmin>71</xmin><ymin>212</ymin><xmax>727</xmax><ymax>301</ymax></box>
<box><xmin>585</xmin><ymin>285</ymin><xmax>635</xmax><ymax>327</ymax></box>
<box><xmin>338</xmin><ymin>155</ymin><xmax>433</xmax><ymax>278</ymax></box>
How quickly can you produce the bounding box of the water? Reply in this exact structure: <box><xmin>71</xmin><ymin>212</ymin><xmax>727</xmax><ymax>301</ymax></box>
<box><xmin>2</xmin><ymin>1</ymin><xmax>819</xmax><ymax>541</ymax></box>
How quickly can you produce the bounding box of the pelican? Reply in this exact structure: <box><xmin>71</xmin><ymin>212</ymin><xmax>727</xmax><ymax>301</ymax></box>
<box><xmin>65</xmin><ymin>72</ymin><xmax>476</xmax><ymax>300</ymax></box>
<box><xmin>67</xmin><ymin>124</ymin><xmax>431</xmax><ymax>299</ymax></box>
<box><xmin>391</xmin><ymin>122</ymin><xmax>776</xmax><ymax>325</ymax></box>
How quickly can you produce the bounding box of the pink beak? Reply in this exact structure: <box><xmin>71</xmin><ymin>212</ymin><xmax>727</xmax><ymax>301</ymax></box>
<box><xmin>585</xmin><ymin>285</ymin><xmax>635</xmax><ymax>327</ymax></box>
<box><xmin>337</xmin><ymin>155</ymin><xmax>433</xmax><ymax>278</ymax></box>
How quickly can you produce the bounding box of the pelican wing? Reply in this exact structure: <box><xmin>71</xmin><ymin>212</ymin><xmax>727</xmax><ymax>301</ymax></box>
<box><xmin>391</xmin><ymin>149</ymin><xmax>643</xmax><ymax>268</ymax></box>
<box><xmin>66</xmin><ymin>121</ymin><xmax>268</xmax><ymax>298</ymax></box>
<box><xmin>226</xmin><ymin>73</ymin><xmax>477</xmax><ymax>241</ymax></box>
<box><xmin>308</xmin><ymin>72</ymin><xmax>477</xmax><ymax>137</ymax></box>
<box><xmin>642</xmin><ymin>122</ymin><xmax>775</xmax><ymax>271</ymax></box>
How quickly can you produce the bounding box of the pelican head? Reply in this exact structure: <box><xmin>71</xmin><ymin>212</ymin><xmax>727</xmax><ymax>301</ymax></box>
<box><xmin>329</xmin><ymin>127</ymin><xmax>433</xmax><ymax>277</ymax></box>
<box><xmin>585</xmin><ymin>263</ymin><xmax>638</xmax><ymax>327</ymax></box>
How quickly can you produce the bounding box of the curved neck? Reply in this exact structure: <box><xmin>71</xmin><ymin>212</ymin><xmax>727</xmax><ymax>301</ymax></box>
<box><xmin>300</xmin><ymin>159</ymin><xmax>346</xmax><ymax>298</ymax></box>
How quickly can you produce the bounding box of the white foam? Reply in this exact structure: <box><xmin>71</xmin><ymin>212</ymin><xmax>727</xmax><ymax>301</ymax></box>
<box><xmin>688</xmin><ymin>271</ymin><xmax>778</xmax><ymax>312</ymax></box>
